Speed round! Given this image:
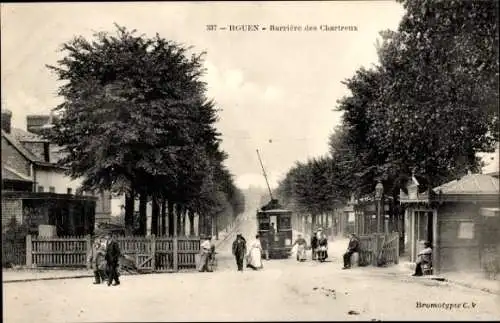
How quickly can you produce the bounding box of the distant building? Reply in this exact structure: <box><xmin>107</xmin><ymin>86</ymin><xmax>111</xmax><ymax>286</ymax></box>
<box><xmin>1</xmin><ymin>109</ymin><xmax>111</xmax><ymax>234</ymax></box>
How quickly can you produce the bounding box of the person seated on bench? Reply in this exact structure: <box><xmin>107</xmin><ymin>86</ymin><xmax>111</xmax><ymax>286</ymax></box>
<box><xmin>412</xmin><ymin>241</ymin><xmax>432</xmax><ymax>276</ymax></box>
<box><xmin>342</xmin><ymin>233</ymin><xmax>360</xmax><ymax>269</ymax></box>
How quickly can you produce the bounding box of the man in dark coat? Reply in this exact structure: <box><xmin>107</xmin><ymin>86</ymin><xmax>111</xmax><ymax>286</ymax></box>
<box><xmin>310</xmin><ymin>231</ymin><xmax>319</xmax><ymax>260</ymax></box>
<box><xmin>105</xmin><ymin>234</ymin><xmax>121</xmax><ymax>286</ymax></box>
<box><xmin>232</xmin><ymin>233</ymin><xmax>247</xmax><ymax>271</ymax></box>
<box><xmin>342</xmin><ymin>233</ymin><xmax>360</xmax><ymax>269</ymax></box>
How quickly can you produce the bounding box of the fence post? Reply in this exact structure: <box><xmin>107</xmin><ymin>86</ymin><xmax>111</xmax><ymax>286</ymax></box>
<box><xmin>394</xmin><ymin>232</ymin><xmax>400</xmax><ymax>264</ymax></box>
<box><xmin>151</xmin><ymin>234</ymin><xmax>156</xmax><ymax>270</ymax></box>
<box><xmin>26</xmin><ymin>235</ymin><xmax>33</xmax><ymax>267</ymax></box>
<box><xmin>372</xmin><ymin>234</ymin><xmax>379</xmax><ymax>266</ymax></box>
<box><xmin>173</xmin><ymin>237</ymin><xmax>178</xmax><ymax>271</ymax></box>
<box><xmin>85</xmin><ymin>234</ymin><xmax>92</xmax><ymax>267</ymax></box>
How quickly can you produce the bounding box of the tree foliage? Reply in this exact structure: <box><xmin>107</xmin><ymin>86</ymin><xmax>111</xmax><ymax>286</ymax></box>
<box><xmin>278</xmin><ymin>0</ymin><xmax>498</xmax><ymax>214</ymax></box>
<box><xmin>45</xmin><ymin>24</ymin><xmax>245</xmax><ymax>233</ymax></box>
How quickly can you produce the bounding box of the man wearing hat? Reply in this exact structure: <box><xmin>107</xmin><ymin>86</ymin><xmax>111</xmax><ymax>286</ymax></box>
<box><xmin>310</xmin><ymin>228</ymin><xmax>320</xmax><ymax>260</ymax></box>
<box><xmin>232</xmin><ymin>233</ymin><xmax>247</xmax><ymax>271</ymax></box>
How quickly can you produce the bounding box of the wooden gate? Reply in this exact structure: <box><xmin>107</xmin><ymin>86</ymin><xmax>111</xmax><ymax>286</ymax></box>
<box><xmin>117</xmin><ymin>236</ymin><xmax>154</xmax><ymax>272</ymax></box>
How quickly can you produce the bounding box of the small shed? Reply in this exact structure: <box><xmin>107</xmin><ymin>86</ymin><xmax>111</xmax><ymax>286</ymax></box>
<box><xmin>400</xmin><ymin>173</ymin><xmax>500</xmax><ymax>276</ymax></box>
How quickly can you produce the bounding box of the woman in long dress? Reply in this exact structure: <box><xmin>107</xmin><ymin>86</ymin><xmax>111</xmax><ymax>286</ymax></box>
<box><xmin>292</xmin><ymin>234</ymin><xmax>307</xmax><ymax>262</ymax></box>
<box><xmin>246</xmin><ymin>234</ymin><xmax>263</xmax><ymax>270</ymax></box>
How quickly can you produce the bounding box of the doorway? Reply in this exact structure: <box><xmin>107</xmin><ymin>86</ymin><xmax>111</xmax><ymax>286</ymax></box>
<box><xmin>412</xmin><ymin>210</ymin><xmax>435</xmax><ymax>261</ymax></box>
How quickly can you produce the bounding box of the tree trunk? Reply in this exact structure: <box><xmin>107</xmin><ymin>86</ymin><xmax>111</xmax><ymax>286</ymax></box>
<box><xmin>161</xmin><ymin>199</ymin><xmax>167</xmax><ymax>236</ymax></box>
<box><xmin>124</xmin><ymin>190</ymin><xmax>135</xmax><ymax>235</ymax></box>
<box><xmin>215</xmin><ymin>213</ymin><xmax>219</xmax><ymax>240</ymax></box>
<box><xmin>188</xmin><ymin>209</ymin><xmax>195</xmax><ymax>236</ymax></box>
<box><xmin>138</xmin><ymin>193</ymin><xmax>147</xmax><ymax>236</ymax></box>
<box><xmin>151</xmin><ymin>195</ymin><xmax>159</xmax><ymax>235</ymax></box>
<box><xmin>176</xmin><ymin>204</ymin><xmax>182</xmax><ymax>236</ymax></box>
<box><xmin>168</xmin><ymin>201</ymin><xmax>174</xmax><ymax>237</ymax></box>
<box><xmin>181</xmin><ymin>207</ymin><xmax>187</xmax><ymax>236</ymax></box>
<box><xmin>325</xmin><ymin>212</ymin><xmax>329</xmax><ymax>237</ymax></box>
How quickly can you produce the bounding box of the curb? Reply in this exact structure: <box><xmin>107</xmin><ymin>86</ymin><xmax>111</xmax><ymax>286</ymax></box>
<box><xmin>3</xmin><ymin>274</ymin><xmax>94</xmax><ymax>284</ymax></box>
<box><xmin>444</xmin><ymin>278</ymin><xmax>500</xmax><ymax>295</ymax></box>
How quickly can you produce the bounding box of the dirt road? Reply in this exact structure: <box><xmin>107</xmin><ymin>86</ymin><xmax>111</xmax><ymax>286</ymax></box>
<box><xmin>4</xmin><ymin>213</ymin><xmax>499</xmax><ymax>322</ymax></box>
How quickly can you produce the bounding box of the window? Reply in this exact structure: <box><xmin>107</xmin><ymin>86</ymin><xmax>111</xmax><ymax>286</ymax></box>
<box><xmin>259</xmin><ymin>222</ymin><xmax>270</xmax><ymax>231</ymax></box>
<box><xmin>278</xmin><ymin>216</ymin><xmax>291</xmax><ymax>230</ymax></box>
<box><xmin>38</xmin><ymin>186</ymin><xmax>44</xmax><ymax>192</ymax></box>
<box><xmin>458</xmin><ymin>222</ymin><xmax>474</xmax><ymax>239</ymax></box>
<box><xmin>67</xmin><ymin>188</ymin><xmax>73</xmax><ymax>195</ymax></box>
<box><xmin>49</xmin><ymin>186</ymin><xmax>55</xmax><ymax>193</ymax></box>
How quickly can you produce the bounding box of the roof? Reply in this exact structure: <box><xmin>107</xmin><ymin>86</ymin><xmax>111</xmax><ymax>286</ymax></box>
<box><xmin>2</xmin><ymin>129</ymin><xmax>66</xmax><ymax>170</ymax></box>
<box><xmin>2</xmin><ymin>166</ymin><xmax>33</xmax><ymax>182</ymax></box>
<box><xmin>433</xmin><ymin>174</ymin><xmax>499</xmax><ymax>195</ymax></box>
<box><xmin>2</xmin><ymin>129</ymin><xmax>42</xmax><ymax>162</ymax></box>
<box><xmin>10</xmin><ymin>127</ymin><xmax>48</xmax><ymax>143</ymax></box>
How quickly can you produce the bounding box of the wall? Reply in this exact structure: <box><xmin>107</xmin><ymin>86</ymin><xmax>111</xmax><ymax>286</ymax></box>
<box><xmin>35</xmin><ymin>168</ymin><xmax>82</xmax><ymax>194</ymax></box>
<box><xmin>1</xmin><ymin>199</ymin><xmax>23</xmax><ymax>231</ymax></box>
<box><xmin>438</xmin><ymin>203</ymin><xmax>482</xmax><ymax>274</ymax></box>
<box><xmin>94</xmin><ymin>190</ymin><xmax>112</xmax><ymax>221</ymax></box>
<box><xmin>1</xmin><ymin>137</ymin><xmax>32</xmax><ymax>178</ymax></box>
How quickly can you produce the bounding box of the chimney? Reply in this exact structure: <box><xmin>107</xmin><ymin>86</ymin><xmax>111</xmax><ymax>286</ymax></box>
<box><xmin>1</xmin><ymin>109</ymin><xmax>12</xmax><ymax>133</ymax></box>
<box><xmin>27</xmin><ymin>115</ymin><xmax>51</xmax><ymax>135</ymax></box>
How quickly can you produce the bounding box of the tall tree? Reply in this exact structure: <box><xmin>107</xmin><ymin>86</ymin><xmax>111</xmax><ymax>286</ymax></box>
<box><xmin>45</xmin><ymin>24</ymin><xmax>243</xmax><ymax>234</ymax></box>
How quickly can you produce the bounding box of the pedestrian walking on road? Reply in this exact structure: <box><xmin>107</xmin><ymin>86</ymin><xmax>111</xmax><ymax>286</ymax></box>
<box><xmin>246</xmin><ymin>234</ymin><xmax>263</xmax><ymax>270</ymax></box>
<box><xmin>342</xmin><ymin>233</ymin><xmax>360</xmax><ymax>269</ymax></box>
<box><xmin>292</xmin><ymin>234</ymin><xmax>307</xmax><ymax>262</ymax></box>
<box><xmin>105</xmin><ymin>234</ymin><xmax>121</xmax><ymax>286</ymax></box>
<box><xmin>232</xmin><ymin>233</ymin><xmax>247</xmax><ymax>271</ymax></box>
<box><xmin>87</xmin><ymin>237</ymin><xmax>107</xmax><ymax>284</ymax></box>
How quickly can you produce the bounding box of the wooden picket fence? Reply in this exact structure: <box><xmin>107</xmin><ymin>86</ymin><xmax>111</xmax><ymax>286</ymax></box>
<box><xmin>358</xmin><ymin>232</ymin><xmax>399</xmax><ymax>266</ymax></box>
<box><xmin>26</xmin><ymin>235</ymin><xmax>200</xmax><ymax>272</ymax></box>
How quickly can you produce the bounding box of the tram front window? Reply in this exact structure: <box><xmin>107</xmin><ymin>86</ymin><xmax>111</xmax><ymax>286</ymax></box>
<box><xmin>278</xmin><ymin>216</ymin><xmax>291</xmax><ymax>229</ymax></box>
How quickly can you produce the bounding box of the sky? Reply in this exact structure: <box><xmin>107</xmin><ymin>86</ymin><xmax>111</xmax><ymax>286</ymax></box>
<box><xmin>5</xmin><ymin>1</ymin><xmax>493</xmax><ymax>192</ymax></box>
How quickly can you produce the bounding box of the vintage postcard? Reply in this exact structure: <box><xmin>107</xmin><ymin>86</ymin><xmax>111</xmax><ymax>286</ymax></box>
<box><xmin>1</xmin><ymin>1</ymin><xmax>499</xmax><ymax>322</ymax></box>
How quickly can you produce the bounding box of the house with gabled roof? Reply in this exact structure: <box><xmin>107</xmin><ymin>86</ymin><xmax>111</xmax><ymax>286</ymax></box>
<box><xmin>1</xmin><ymin>109</ymin><xmax>111</xmax><ymax>236</ymax></box>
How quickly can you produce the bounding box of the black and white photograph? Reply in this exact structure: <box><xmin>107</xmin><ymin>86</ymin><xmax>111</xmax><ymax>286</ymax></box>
<box><xmin>1</xmin><ymin>1</ymin><xmax>499</xmax><ymax>322</ymax></box>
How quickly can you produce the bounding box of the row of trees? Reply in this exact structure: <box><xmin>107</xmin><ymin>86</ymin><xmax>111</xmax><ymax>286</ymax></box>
<box><xmin>46</xmin><ymin>25</ymin><xmax>245</xmax><ymax>236</ymax></box>
<box><xmin>276</xmin><ymin>0</ymin><xmax>499</xmax><ymax>223</ymax></box>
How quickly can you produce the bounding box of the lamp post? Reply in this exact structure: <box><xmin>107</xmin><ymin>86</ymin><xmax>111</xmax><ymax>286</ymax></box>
<box><xmin>375</xmin><ymin>181</ymin><xmax>384</xmax><ymax>234</ymax></box>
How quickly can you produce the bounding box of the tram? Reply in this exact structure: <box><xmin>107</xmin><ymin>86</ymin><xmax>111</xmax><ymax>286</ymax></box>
<box><xmin>257</xmin><ymin>199</ymin><xmax>293</xmax><ymax>259</ymax></box>
<box><xmin>255</xmin><ymin>150</ymin><xmax>293</xmax><ymax>259</ymax></box>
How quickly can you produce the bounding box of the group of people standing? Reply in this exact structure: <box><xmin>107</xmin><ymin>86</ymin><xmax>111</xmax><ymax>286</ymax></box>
<box><xmin>87</xmin><ymin>233</ymin><xmax>122</xmax><ymax>286</ymax></box>
<box><xmin>291</xmin><ymin>228</ymin><xmax>329</xmax><ymax>262</ymax></box>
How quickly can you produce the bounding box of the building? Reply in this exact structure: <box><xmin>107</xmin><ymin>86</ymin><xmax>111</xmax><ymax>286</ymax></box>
<box><xmin>400</xmin><ymin>173</ymin><xmax>500</xmax><ymax>277</ymax></box>
<box><xmin>1</xmin><ymin>109</ymin><xmax>111</xmax><ymax>235</ymax></box>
